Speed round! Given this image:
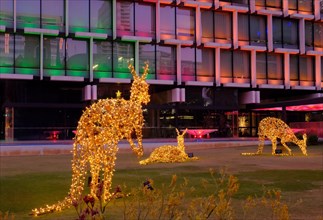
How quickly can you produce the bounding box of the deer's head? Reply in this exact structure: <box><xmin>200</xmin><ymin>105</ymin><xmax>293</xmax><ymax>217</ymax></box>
<box><xmin>129</xmin><ymin>63</ymin><xmax>150</xmax><ymax>105</ymax></box>
<box><xmin>298</xmin><ymin>133</ymin><xmax>307</xmax><ymax>156</ymax></box>
<box><xmin>176</xmin><ymin>128</ymin><xmax>187</xmax><ymax>150</ymax></box>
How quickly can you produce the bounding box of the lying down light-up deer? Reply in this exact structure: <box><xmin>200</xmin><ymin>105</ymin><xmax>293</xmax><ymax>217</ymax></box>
<box><xmin>31</xmin><ymin>63</ymin><xmax>150</xmax><ymax>216</ymax></box>
<box><xmin>255</xmin><ymin>117</ymin><xmax>307</xmax><ymax>156</ymax></box>
<box><xmin>139</xmin><ymin>128</ymin><xmax>198</xmax><ymax>165</ymax></box>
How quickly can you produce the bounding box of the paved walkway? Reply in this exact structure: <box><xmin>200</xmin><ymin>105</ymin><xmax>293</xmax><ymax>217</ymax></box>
<box><xmin>0</xmin><ymin>137</ymin><xmax>265</xmax><ymax>156</ymax></box>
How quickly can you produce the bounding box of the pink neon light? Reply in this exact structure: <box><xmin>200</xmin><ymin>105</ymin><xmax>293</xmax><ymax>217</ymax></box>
<box><xmin>253</xmin><ymin>104</ymin><xmax>323</xmax><ymax>112</ymax></box>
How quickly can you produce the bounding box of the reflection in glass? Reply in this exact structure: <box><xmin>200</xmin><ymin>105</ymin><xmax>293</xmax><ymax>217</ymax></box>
<box><xmin>299</xmin><ymin>0</ymin><xmax>313</xmax><ymax>12</ymax></box>
<box><xmin>156</xmin><ymin>45</ymin><xmax>176</xmax><ymax>79</ymax></box>
<box><xmin>139</xmin><ymin>44</ymin><xmax>155</xmax><ymax>78</ymax></box>
<box><xmin>0</xmin><ymin>0</ymin><xmax>14</xmax><ymax>27</ymax></box>
<box><xmin>214</xmin><ymin>12</ymin><xmax>232</xmax><ymax>43</ymax></box>
<box><xmin>69</xmin><ymin>0</ymin><xmax>89</xmax><ymax>32</ymax></box>
<box><xmin>93</xmin><ymin>40</ymin><xmax>112</xmax><ymax>78</ymax></box>
<box><xmin>238</xmin><ymin>13</ymin><xmax>249</xmax><ymax>42</ymax></box>
<box><xmin>0</xmin><ymin>33</ymin><xmax>14</xmax><ymax>67</ymax></box>
<box><xmin>181</xmin><ymin>47</ymin><xmax>195</xmax><ymax>81</ymax></box>
<box><xmin>220</xmin><ymin>50</ymin><xmax>232</xmax><ymax>78</ymax></box>
<box><xmin>201</xmin><ymin>10</ymin><xmax>213</xmax><ymax>42</ymax></box>
<box><xmin>135</xmin><ymin>3</ymin><xmax>155</xmax><ymax>38</ymax></box>
<box><xmin>305</xmin><ymin>21</ymin><xmax>313</xmax><ymax>48</ymax></box>
<box><xmin>250</xmin><ymin>15</ymin><xmax>266</xmax><ymax>46</ymax></box>
<box><xmin>17</xmin><ymin>0</ymin><xmax>40</xmax><ymax>29</ymax></box>
<box><xmin>321</xmin><ymin>57</ymin><xmax>323</xmax><ymax>82</ymax></box>
<box><xmin>196</xmin><ymin>48</ymin><xmax>214</xmax><ymax>81</ymax></box>
<box><xmin>113</xmin><ymin>42</ymin><xmax>134</xmax><ymax>74</ymax></box>
<box><xmin>43</xmin><ymin>37</ymin><xmax>65</xmax><ymax>70</ymax></box>
<box><xmin>266</xmin><ymin>0</ymin><xmax>282</xmax><ymax>8</ymax></box>
<box><xmin>314</xmin><ymin>23</ymin><xmax>323</xmax><ymax>48</ymax></box>
<box><xmin>290</xmin><ymin>55</ymin><xmax>299</xmax><ymax>81</ymax></box>
<box><xmin>42</xmin><ymin>0</ymin><xmax>64</xmax><ymax>31</ymax></box>
<box><xmin>160</xmin><ymin>5</ymin><xmax>175</xmax><ymax>39</ymax></box>
<box><xmin>91</xmin><ymin>0</ymin><xmax>112</xmax><ymax>34</ymax></box>
<box><xmin>268</xmin><ymin>53</ymin><xmax>283</xmax><ymax>80</ymax></box>
<box><xmin>256</xmin><ymin>52</ymin><xmax>266</xmax><ymax>79</ymax></box>
<box><xmin>177</xmin><ymin>7</ymin><xmax>195</xmax><ymax>40</ymax></box>
<box><xmin>66</xmin><ymin>38</ymin><xmax>88</xmax><ymax>77</ymax></box>
<box><xmin>299</xmin><ymin>56</ymin><xmax>314</xmax><ymax>82</ymax></box>
<box><xmin>233</xmin><ymin>51</ymin><xmax>250</xmax><ymax>80</ymax></box>
<box><xmin>273</xmin><ymin>17</ymin><xmax>282</xmax><ymax>48</ymax></box>
<box><xmin>116</xmin><ymin>1</ymin><xmax>134</xmax><ymax>36</ymax></box>
<box><xmin>283</xmin><ymin>19</ymin><xmax>298</xmax><ymax>49</ymax></box>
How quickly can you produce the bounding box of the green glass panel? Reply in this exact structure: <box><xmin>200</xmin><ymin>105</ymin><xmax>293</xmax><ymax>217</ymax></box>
<box><xmin>70</xmin><ymin>27</ymin><xmax>88</xmax><ymax>33</ymax></box>
<box><xmin>0</xmin><ymin>67</ymin><xmax>13</xmax><ymax>73</ymax></box>
<box><xmin>146</xmin><ymin>74</ymin><xmax>155</xmax><ymax>80</ymax></box>
<box><xmin>67</xmin><ymin>70</ymin><xmax>87</xmax><ymax>77</ymax></box>
<box><xmin>94</xmin><ymin>71</ymin><xmax>112</xmax><ymax>78</ymax></box>
<box><xmin>15</xmin><ymin>68</ymin><xmax>39</xmax><ymax>75</ymax></box>
<box><xmin>114</xmin><ymin>72</ymin><xmax>131</xmax><ymax>79</ymax></box>
<box><xmin>44</xmin><ymin>69</ymin><xmax>64</xmax><ymax>76</ymax></box>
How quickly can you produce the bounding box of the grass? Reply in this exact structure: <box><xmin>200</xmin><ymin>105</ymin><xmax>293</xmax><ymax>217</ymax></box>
<box><xmin>0</xmin><ymin>144</ymin><xmax>322</xmax><ymax>219</ymax></box>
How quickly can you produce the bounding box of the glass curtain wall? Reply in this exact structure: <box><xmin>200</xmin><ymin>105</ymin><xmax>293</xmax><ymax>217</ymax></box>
<box><xmin>0</xmin><ymin>33</ymin><xmax>14</xmax><ymax>74</ymax></box>
<box><xmin>220</xmin><ymin>49</ymin><xmax>232</xmax><ymax>83</ymax></box>
<box><xmin>201</xmin><ymin>10</ymin><xmax>213</xmax><ymax>43</ymax></box>
<box><xmin>238</xmin><ymin>13</ymin><xmax>249</xmax><ymax>44</ymax></box>
<box><xmin>160</xmin><ymin>5</ymin><xmax>175</xmax><ymax>40</ymax></box>
<box><xmin>135</xmin><ymin>2</ymin><xmax>155</xmax><ymax>38</ymax></box>
<box><xmin>91</xmin><ymin>0</ymin><xmax>112</xmax><ymax>34</ymax></box>
<box><xmin>66</xmin><ymin>38</ymin><xmax>89</xmax><ymax>77</ymax></box>
<box><xmin>116</xmin><ymin>1</ymin><xmax>134</xmax><ymax>36</ymax></box>
<box><xmin>181</xmin><ymin>47</ymin><xmax>195</xmax><ymax>81</ymax></box>
<box><xmin>139</xmin><ymin>43</ymin><xmax>155</xmax><ymax>79</ymax></box>
<box><xmin>196</xmin><ymin>47</ymin><xmax>214</xmax><ymax>82</ymax></box>
<box><xmin>250</xmin><ymin>15</ymin><xmax>266</xmax><ymax>46</ymax></box>
<box><xmin>177</xmin><ymin>7</ymin><xmax>195</xmax><ymax>41</ymax></box>
<box><xmin>233</xmin><ymin>50</ymin><xmax>250</xmax><ymax>83</ymax></box>
<box><xmin>93</xmin><ymin>40</ymin><xmax>112</xmax><ymax>78</ymax></box>
<box><xmin>0</xmin><ymin>0</ymin><xmax>14</xmax><ymax>27</ymax></box>
<box><xmin>113</xmin><ymin>41</ymin><xmax>134</xmax><ymax>78</ymax></box>
<box><xmin>299</xmin><ymin>56</ymin><xmax>314</xmax><ymax>86</ymax></box>
<box><xmin>42</xmin><ymin>0</ymin><xmax>64</xmax><ymax>31</ymax></box>
<box><xmin>214</xmin><ymin>12</ymin><xmax>232</xmax><ymax>44</ymax></box>
<box><xmin>17</xmin><ymin>0</ymin><xmax>40</xmax><ymax>28</ymax></box>
<box><xmin>156</xmin><ymin>45</ymin><xmax>176</xmax><ymax>80</ymax></box>
<box><xmin>43</xmin><ymin>37</ymin><xmax>65</xmax><ymax>76</ymax></box>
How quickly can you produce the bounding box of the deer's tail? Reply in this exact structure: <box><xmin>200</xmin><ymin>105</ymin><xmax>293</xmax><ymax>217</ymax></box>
<box><xmin>31</xmin><ymin>143</ymin><xmax>87</xmax><ymax>216</ymax></box>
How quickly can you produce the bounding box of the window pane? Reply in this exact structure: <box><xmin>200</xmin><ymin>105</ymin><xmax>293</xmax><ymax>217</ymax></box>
<box><xmin>220</xmin><ymin>50</ymin><xmax>232</xmax><ymax>78</ymax></box>
<box><xmin>283</xmin><ymin>19</ymin><xmax>298</xmax><ymax>49</ymax></box>
<box><xmin>288</xmin><ymin>0</ymin><xmax>297</xmax><ymax>10</ymax></box>
<box><xmin>267</xmin><ymin>53</ymin><xmax>283</xmax><ymax>80</ymax></box>
<box><xmin>42</xmin><ymin>0</ymin><xmax>64</xmax><ymax>31</ymax></box>
<box><xmin>290</xmin><ymin>55</ymin><xmax>299</xmax><ymax>81</ymax></box>
<box><xmin>93</xmin><ymin>40</ymin><xmax>112</xmax><ymax>78</ymax></box>
<box><xmin>238</xmin><ymin>13</ymin><xmax>249</xmax><ymax>42</ymax></box>
<box><xmin>305</xmin><ymin>21</ymin><xmax>313</xmax><ymax>48</ymax></box>
<box><xmin>256</xmin><ymin>52</ymin><xmax>266</xmax><ymax>79</ymax></box>
<box><xmin>299</xmin><ymin>0</ymin><xmax>313</xmax><ymax>12</ymax></box>
<box><xmin>69</xmin><ymin>0</ymin><xmax>89</xmax><ymax>32</ymax></box>
<box><xmin>0</xmin><ymin>33</ymin><xmax>14</xmax><ymax>68</ymax></box>
<box><xmin>0</xmin><ymin>0</ymin><xmax>14</xmax><ymax>27</ymax></box>
<box><xmin>66</xmin><ymin>38</ymin><xmax>88</xmax><ymax>77</ymax></box>
<box><xmin>177</xmin><ymin>7</ymin><xmax>195</xmax><ymax>41</ymax></box>
<box><xmin>201</xmin><ymin>10</ymin><xmax>213</xmax><ymax>42</ymax></box>
<box><xmin>116</xmin><ymin>1</ymin><xmax>134</xmax><ymax>36</ymax></box>
<box><xmin>214</xmin><ymin>12</ymin><xmax>232</xmax><ymax>43</ymax></box>
<box><xmin>43</xmin><ymin>37</ymin><xmax>65</xmax><ymax>70</ymax></box>
<box><xmin>231</xmin><ymin>0</ymin><xmax>249</xmax><ymax>6</ymax></box>
<box><xmin>250</xmin><ymin>15</ymin><xmax>266</xmax><ymax>46</ymax></box>
<box><xmin>196</xmin><ymin>48</ymin><xmax>214</xmax><ymax>81</ymax></box>
<box><xmin>321</xmin><ymin>57</ymin><xmax>323</xmax><ymax>82</ymax></box>
<box><xmin>299</xmin><ymin>56</ymin><xmax>314</xmax><ymax>82</ymax></box>
<box><xmin>181</xmin><ymin>47</ymin><xmax>195</xmax><ymax>80</ymax></box>
<box><xmin>15</xmin><ymin>35</ymin><xmax>40</xmax><ymax>75</ymax></box>
<box><xmin>314</xmin><ymin>22</ymin><xmax>323</xmax><ymax>48</ymax></box>
<box><xmin>17</xmin><ymin>0</ymin><xmax>40</xmax><ymax>29</ymax></box>
<box><xmin>91</xmin><ymin>0</ymin><xmax>112</xmax><ymax>34</ymax></box>
<box><xmin>139</xmin><ymin>44</ymin><xmax>155</xmax><ymax>78</ymax></box>
<box><xmin>273</xmin><ymin>17</ymin><xmax>282</xmax><ymax>47</ymax></box>
<box><xmin>255</xmin><ymin>0</ymin><xmax>265</xmax><ymax>6</ymax></box>
<box><xmin>113</xmin><ymin>42</ymin><xmax>134</xmax><ymax>75</ymax></box>
<box><xmin>233</xmin><ymin>51</ymin><xmax>250</xmax><ymax>80</ymax></box>
<box><xmin>160</xmin><ymin>5</ymin><xmax>175</xmax><ymax>40</ymax></box>
<box><xmin>135</xmin><ymin>3</ymin><xmax>155</xmax><ymax>38</ymax></box>
<box><xmin>266</xmin><ymin>0</ymin><xmax>282</xmax><ymax>8</ymax></box>
<box><xmin>156</xmin><ymin>45</ymin><xmax>176</xmax><ymax>80</ymax></box>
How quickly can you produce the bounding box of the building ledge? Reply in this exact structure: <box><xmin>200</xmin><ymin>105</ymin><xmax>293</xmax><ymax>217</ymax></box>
<box><xmin>99</xmin><ymin>78</ymin><xmax>131</xmax><ymax>84</ymax></box>
<box><xmin>291</xmin><ymin>85</ymin><xmax>316</xmax><ymax>90</ymax></box>
<box><xmin>146</xmin><ymin>79</ymin><xmax>174</xmax><ymax>85</ymax></box>
<box><xmin>275</xmin><ymin>48</ymin><xmax>299</xmax><ymax>54</ymax></box>
<box><xmin>222</xmin><ymin>4</ymin><xmax>249</xmax><ymax>13</ymax></box>
<box><xmin>0</xmin><ymin>74</ymin><xmax>33</xmax><ymax>80</ymax></box>
<box><xmin>121</xmin><ymin>35</ymin><xmax>152</xmax><ymax>43</ymax></box>
<box><xmin>50</xmin><ymin>76</ymin><xmax>84</xmax><ymax>82</ymax></box>
<box><xmin>258</xmin><ymin>84</ymin><xmax>284</xmax><ymax>89</ymax></box>
<box><xmin>164</xmin><ymin>39</ymin><xmax>194</xmax><ymax>46</ymax></box>
<box><xmin>203</xmin><ymin>42</ymin><xmax>231</xmax><ymax>49</ymax></box>
<box><xmin>24</xmin><ymin>28</ymin><xmax>59</xmax><ymax>36</ymax></box>
<box><xmin>222</xmin><ymin>82</ymin><xmax>250</xmax><ymax>88</ymax></box>
<box><xmin>306</xmin><ymin>50</ymin><xmax>323</xmax><ymax>56</ymax></box>
<box><xmin>75</xmin><ymin>32</ymin><xmax>108</xmax><ymax>39</ymax></box>
<box><xmin>182</xmin><ymin>1</ymin><xmax>213</xmax><ymax>9</ymax></box>
<box><xmin>185</xmin><ymin>81</ymin><xmax>214</xmax><ymax>86</ymax></box>
<box><xmin>257</xmin><ymin>9</ymin><xmax>283</xmax><ymax>16</ymax></box>
<box><xmin>240</xmin><ymin>45</ymin><xmax>267</xmax><ymax>51</ymax></box>
<box><xmin>290</xmin><ymin>13</ymin><xmax>314</xmax><ymax>20</ymax></box>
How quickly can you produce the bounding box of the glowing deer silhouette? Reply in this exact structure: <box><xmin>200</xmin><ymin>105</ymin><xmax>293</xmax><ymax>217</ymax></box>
<box><xmin>32</xmin><ymin>63</ymin><xmax>150</xmax><ymax>216</ymax></box>
<box><xmin>257</xmin><ymin>117</ymin><xmax>307</xmax><ymax>156</ymax></box>
<box><xmin>139</xmin><ymin>128</ymin><xmax>198</xmax><ymax>165</ymax></box>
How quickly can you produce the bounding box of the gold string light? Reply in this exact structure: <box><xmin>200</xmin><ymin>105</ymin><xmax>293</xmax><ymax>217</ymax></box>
<box><xmin>241</xmin><ymin>117</ymin><xmax>307</xmax><ymax>156</ymax></box>
<box><xmin>140</xmin><ymin>128</ymin><xmax>198</xmax><ymax>165</ymax></box>
<box><xmin>31</xmin><ymin>63</ymin><xmax>150</xmax><ymax>216</ymax></box>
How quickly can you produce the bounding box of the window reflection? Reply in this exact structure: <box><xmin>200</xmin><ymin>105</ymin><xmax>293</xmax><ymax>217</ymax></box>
<box><xmin>0</xmin><ymin>33</ymin><xmax>14</xmax><ymax>68</ymax></box>
<box><xmin>305</xmin><ymin>21</ymin><xmax>313</xmax><ymax>49</ymax></box>
<box><xmin>42</xmin><ymin>0</ymin><xmax>64</xmax><ymax>31</ymax></box>
<box><xmin>233</xmin><ymin>50</ymin><xmax>250</xmax><ymax>83</ymax></box>
<box><xmin>201</xmin><ymin>10</ymin><xmax>213</xmax><ymax>42</ymax></box>
<box><xmin>181</xmin><ymin>47</ymin><xmax>195</xmax><ymax>81</ymax></box>
<box><xmin>69</xmin><ymin>0</ymin><xmax>89</xmax><ymax>32</ymax></box>
<box><xmin>273</xmin><ymin>17</ymin><xmax>282</xmax><ymax>48</ymax></box>
<box><xmin>177</xmin><ymin>7</ymin><xmax>195</xmax><ymax>41</ymax></box>
<box><xmin>238</xmin><ymin>13</ymin><xmax>249</xmax><ymax>42</ymax></box>
<box><xmin>214</xmin><ymin>12</ymin><xmax>232</xmax><ymax>43</ymax></box>
<box><xmin>17</xmin><ymin>0</ymin><xmax>40</xmax><ymax>29</ymax></box>
<box><xmin>93</xmin><ymin>40</ymin><xmax>112</xmax><ymax>78</ymax></box>
<box><xmin>0</xmin><ymin>0</ymin><xmax>14</xmax><ymax>28</ymax></box>
<box><xmin>290</xmin><ymin>54</ymin><xmax>299</xmax><ymax>82</ymax></box>
<box><xmin>283</xmin><ymin>19</ymin><xmax>298</xmax><ymax>49</ymax></box>
<box><xmin>256</xmin><ymin>52</ymin><xmax>266</xmax><ymax>80</ymax></box>
<box><xmin>314</xmin><ymin>23</ymin><xmax>323</xmax><ymax>48</ymax></box>
<box><xmin>43</xmin><ymin>37</ymin><xmax>65</xmax><ymax>75</ymax></box>
<box><xmin>196</xmin><ymin>48</ymin><xmax>214</xmax><ymax>82</ymax></box>
<box><xmin>135</xmin><ymin>3</ymin><xmax>155</xmax><ymax>38</ymax></box>
<box><xmin>220</xmin><ymin>49</ymin><xmax>232</xmax><ymax>80</ymax></box>
<box><xmin>299</xmin><ymin>56</ymin><xmax>314</xmax><ymax>85</ymax></box>
<box><xmin>250</xmin><ymin>15</ymin><xmax>266</xmax><ymax>46</ymax></box>
<box><xmin>116</xmin><ymin>1</ymin><xmax>134</xmax><ymax>36</ymax></box>
<box><xmin>91</xmin><ymin>0</ymin><xmax>112</xmax><ymax>34</ymax></box>
<box><xmin>113</xmin><ymin>42</ymin><xmax>134</xmax><ymax>76</ymax></box>
<box><xmin>156</xmin><ymin>45</ymin><xmax>176</xmax><ymax>80</ymax></box>
<box><xmin>160</xmin><ymin>5</ymin><xmax>175</xmax><ymax>40</ymax></box>
<box><xmin>66</xmin><ymin>38</ymin><xmax>88</xmax><ymax>77</ymax></box>
<box><xmin>267</xmin><ymin>53</ymin><xmax>283</xmax><ymax>81</ymax></box>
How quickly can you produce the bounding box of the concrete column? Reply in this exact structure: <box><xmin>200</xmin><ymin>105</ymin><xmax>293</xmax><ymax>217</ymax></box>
<box><xmin>267</xmin><ymin>14</ymin><xmax>273</xmax><ymax>52</ymax></box>
<box><xmin>176</xmin><ymin>44</ymin><xmax>182</xmax><ymax>85</ymax></box>
<box><xmin>250</xmin><ymin>50</ymin><xmax>256</xmax><ymax>88</ymax></box>
<box><xmin>215</xmin><ymin>48</ymin><xmax>221</xmax><ymax>86</ymax></box>
<box><xmin>232</xmin><ymin>11</ymin><xmax>238</xmax><ymax>49</ymax></box>
<box><xmin>299</xmin><ymin>18</ymin><xmax>305</xmax><ymax>54</ymax></box>
<box><xmin>196</xmin><ymin>6</ymin><xmax>202</xmax><ymax>46</ymax></box>
<box><xmin>156</xmin><ymin>1</ymin><xmax>160</xmax><ymax>43</ymax></box>
<box><xmin>284</xmin><ymin>53</ymin><xmax>290</xmax><ymax>89</ymax></box>
<box><xmin>315</xmin><ymin>55</ymin><xmax>322</xmax><ymax>90</ymax></box>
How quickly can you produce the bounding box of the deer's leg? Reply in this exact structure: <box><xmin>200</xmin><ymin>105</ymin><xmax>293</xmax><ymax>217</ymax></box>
<box><xmin>257</xmin><ymin>136</ymin><xmax>265</xmax><ymax>154</ymax></box>
<box><xmin>271</xmin><ymin>138</ymin><xmax>277</xmax><ymax>155</ymax></box>
<box><xmin>102</xmin><ymin>144</ymin><xmax>118</xmax><ymax>202</ymax></box>
<box><xmin>281</xmin><ymin>141</ymin><xmax>292</xmax><ymax>155</ymax></box>
<box><xmin>89</xmin><ymin>155</ymin><xmax>101</xmax><ymax>199</ymax></box>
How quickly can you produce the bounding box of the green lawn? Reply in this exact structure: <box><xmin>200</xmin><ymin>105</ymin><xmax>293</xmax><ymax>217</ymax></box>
<box><xmin>1</xmin><ymin>144</ymin><xmax>322</xmax><ymax>219</ymax></box>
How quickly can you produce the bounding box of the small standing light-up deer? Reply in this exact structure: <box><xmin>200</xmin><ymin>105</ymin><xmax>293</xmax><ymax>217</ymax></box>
<box><xmin>31</xmin><ymin>63</ymin><xmax>150</xmax><ymax>216</ymax></box>
<box><xmin>139</xmin><ymin>128</ymin><xmax>198</xmax><ymax>165</ymax></box>
<box><xmin>257</xmin><ymin>117</ymin><xmax>307</xmax><ymax>156</ymax></box>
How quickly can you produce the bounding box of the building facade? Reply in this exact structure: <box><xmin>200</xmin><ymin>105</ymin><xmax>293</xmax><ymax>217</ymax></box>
<box><xmin>0</xmin><ymin>0</ymin><xmax>323</xmax><ymax>140</ymax></box>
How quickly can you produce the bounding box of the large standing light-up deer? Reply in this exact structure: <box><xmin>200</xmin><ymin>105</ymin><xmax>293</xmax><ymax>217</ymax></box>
<box><xmin>257</xmin><ymin>117</ymin><xmax>307</xmax><ymax>156</ymax></box>
<box><xmin>31</xmin><ymin>63</ymin><xmax>150</xmax><ymax>216</ymax></box>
